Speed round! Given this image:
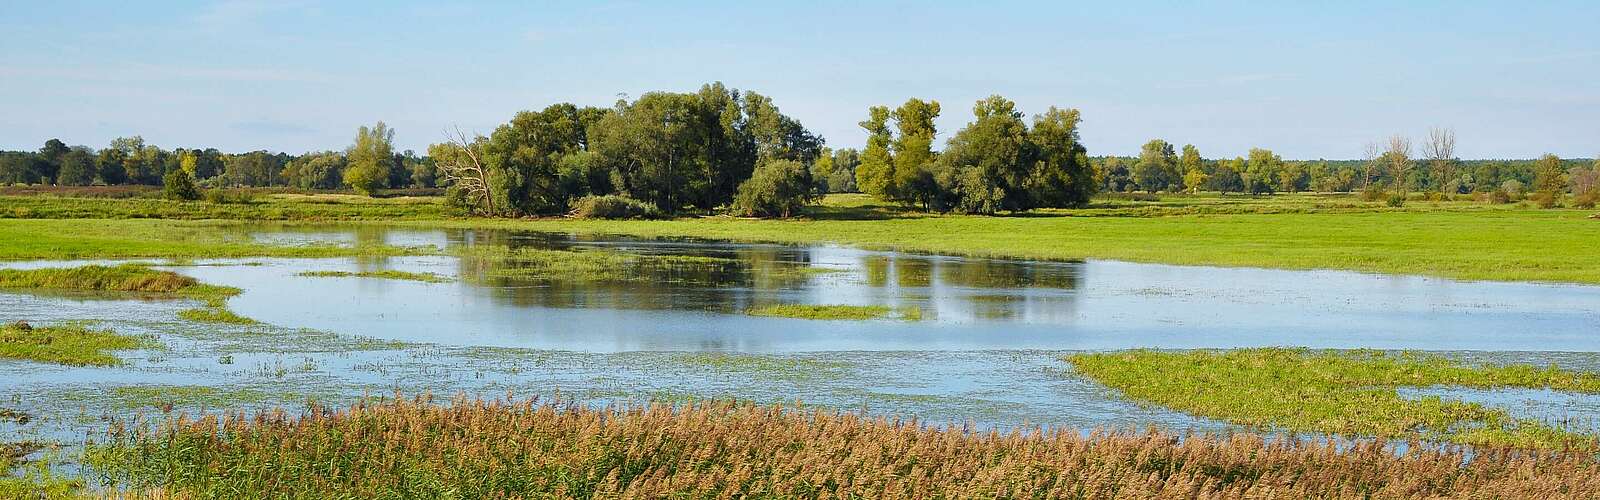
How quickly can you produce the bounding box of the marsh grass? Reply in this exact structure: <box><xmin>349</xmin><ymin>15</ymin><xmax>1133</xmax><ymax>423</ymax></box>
<box><xmin>745</xmin><ymin>304</ymin><xmax>893</xmax><ymax>320</ymax></box>
<box><xmin>0</xmin><ymin>323</ymin><xmax>155</xmax><ymax>366</ymax></box>
<box><xmin>85</xmin><ymin>394</ymin><xmax>1600</xmax><ymax>498</ymax></box>
<box><xmin>1069</xmin><ymin>348</ymin><xmax>1600</xmax><ymax>449</ymax></box>
<box><xmin>0</xmin><ymin>442</ymin><xmax>78</xmax><ymax>499</ymax></box>
<box><xmin>463</xmin><ymin>246</ymin><xmax>740</xmax><ymax>284</ymax></box>
<box><xmin>177</xmin><ymin>307</ymin><xmax>258</xmax><ymax>325</ymax></box>
<box><xmin>296</xmin><ymin>270</ymin><xmax>452</xmax><ymax>283</ymax></box>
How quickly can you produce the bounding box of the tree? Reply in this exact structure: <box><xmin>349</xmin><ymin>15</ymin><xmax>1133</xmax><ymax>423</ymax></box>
<box><xmin>1132</xmin><ymin>139</ymin><xmax>1178</xmax><ymax>192</ymax></box>
<box><xmin>1569</xmin><ymin>159</ymin><xmax>1599</xmax><ymax>207</ymax></box>
<box><xmin>731</xmin><ymin>159</ymin><xmax>817</xmax><ymax>217</ymax></box>
<box><xmin>1244</xmin><ymin>148</ymin><xmax>1283</xmax><ymax>194</ymax></box>
<box><xmin>56</xmin><ymin>147</ymin><xmax>96</xmax><ymax>186</ymax></box>
<box><xmin>1026</xmin><ymin>106</ymin><xmax>1094</xmax><ymax>207</ymax></box>
<box><xmin>38</xmin><ymin>139</ymin><xmax>68</xmax><ymax>183</ymax></box>
<box><xmin>344</xmin><ymin>121</ymin><xmax>396</xmax><ymax>195</ymax></box>
<box><xmin>890</xmin><ymin>98</ymin><xmax>940</xmax><ymax>205</ymax></box>
<box><xmin>1422</xmin><ymin>127</ymin><xmax>1458</xmax><ymax>193</ymax></box>
<box><xmin>1207</xmin><ymin>161</ymin><xmax>1245</xmax><ymax>194</ymax></box>
<box><xmin>0</xmin><ymin>153</ymin><xmax>43</xmax><ymax>184</ymax></box>
<box><xmin>432</xmin><ymin>128</ymin><xmax>496</xmax><ymax>216</ymax></box>
<box><xmin>855</xmin><ymin>106</ymin><xmax>895</xmax><ymax>198</ymax></box>
<box><xmin>1532</xmin><ymin>153</ymin><xmax>1566</xmax><ymax>208</ymax></box>
<box><xmin>222</xmin><ymin>151</ymin><xmax>281</xmax><ymax>187</ymax></box>
<box><xmin>826</xmin><ymin>148</ymin><xmax>860</xmax><ymax>193</ymax></box>
<box><xmin>96</xmin><ymin>148</ymin><xmax>127</xmax><ymax>185</ymax></box>
<box><xmin>1384</xmin><ymin>135</ymin><xmax>1413</xmax><ymax>198</ymax></box>
<box><xmin>162</xmin><ymin>168</ymin><xmax>201</xmax><ymax>201</ymax></box>
<box><xmin>1183</xmin><ymin>169</ymin><xmax>1209</xmax><ymax>194</ymax></box>
<box><xmin>934</xmin><ymin>95</ymin><xmax>1031</xmax><ymax>214</ymax></box>
<box><xmin>282</xmin><ymin>151</ymin><xmax>347</xmax><ymax>189</ymax></box>
<box><xmin>1361</xmin><ymin>141</ymin><xmax>1381</xmax><ymax>190</ymax></box>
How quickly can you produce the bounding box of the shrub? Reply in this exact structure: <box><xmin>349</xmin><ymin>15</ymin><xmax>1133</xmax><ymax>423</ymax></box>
<box><xmin>161</xmin><ymin>170</ymin><xmax>201</xmax><ymax>201</ymax></box>
<box><xmin>569</xmin><ymin>195</ymin><xmax>658</xmax><ymax>220</ymax></box>
<box><xmin>1531</xmin><ymin>191</ymin><xmax>1561</xmax><ymax>209</ymax></box>
<box><xmin>1485</xmin><ymin>189</ymin><xmax>1513</xmax><ymax>204</ymax></box>
<box><xmin>203</xmin><ymin>189</ymin><xmax>259</xmax><ymax>205</ymax></box>
<box><xmin>1576</xmin><ymin>191</ymin><xmax>1599</xmax><ymax>209</ymax></box>
<box><xmin>731</xmin><ymin>160</ymin><xmax>817</xmax><ymax>218</ymax></box>
<box><xmin>1385</xmin><ymin>194</ymin><xmax>1405</xmax><ymax>207</ymax></box>
<box><xmin>1359</xmin><ymin>185</ymin><xmax>1387</xmax><ymax>202</ymax></box>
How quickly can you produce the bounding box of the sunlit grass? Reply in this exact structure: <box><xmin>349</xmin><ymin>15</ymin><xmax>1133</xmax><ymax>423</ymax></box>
<box><xmin>1069</xmin><ymin>348</ymin><xmax>1600</xmax><ymax>449</ymax></box>
<box><xmin>0</xmin><ymin>442</ymin><xmax>79</xmax><ymax>499</ymax></box>
<box><xmin>745</xmin><ymin>304</ymin><xmax>892</xmax><ymax>320</ymax></box>
<box><xmin>84</xmin><ymin>395</ymin><xmax>1600</xmax><ymax>498</ymax></box>
<box><xmin>0</xmin><ymin>322</ymin><xmax>156</xmax><ymax>366</ymax></box>
<box><xmin>297</xmin><ymin>270</ymin><xmax>453</xmax><ymax>283</ymax></box>
<box><xmin>177</xmin><ymin>306</ymin><xmax>259</xmax><ymax>325</ymax></box>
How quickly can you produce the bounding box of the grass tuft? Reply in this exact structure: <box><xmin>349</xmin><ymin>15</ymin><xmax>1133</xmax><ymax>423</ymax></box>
<box><xmin>745</xmin><ymin>304</ymin><xmax>892</xmax><ymax>321</ymax></box>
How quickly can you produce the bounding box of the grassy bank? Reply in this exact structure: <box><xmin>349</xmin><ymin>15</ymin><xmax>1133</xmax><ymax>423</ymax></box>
<box><xmin>0</xmin><ymin>264</ymin><xmax>239</xmax><ymax>301</ymax></box>
<box><xmin>0</xmin><ymin>322</ymin><xmax>155</xmax><ymax>366</ymax></box>
<box><xmin>0</xmin><ymin>192</ymin><xmax>446</xmax><ymax>220</ymax></box>
<box><xmin>1069</xmin><ymin>348</ymin><xmax>1600</xmax><ymax>449</ymax></box>
<box><xmin>85</xmin><ymin>395</ymin><xmax>1600</xmax><ymax>498</ymax></box>
<box><xmin>0</xmin><ymin>219</ymin><xmax>426</xmax><ymax>261</ymax></box>
<box><xmin>745</xmin><ymin>304</ymin><xmax>920</xmax><ymax>321</ymax></box>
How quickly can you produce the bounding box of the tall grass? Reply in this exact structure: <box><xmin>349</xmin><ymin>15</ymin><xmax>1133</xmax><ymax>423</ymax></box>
<box><xmin>1070</xmin><ymin>348</ymin><xmax>1600</xmax><ymax>449</ymax></box>
<box><xmin>85</xmin><ymin>395</ymin><xmax>1600</xmax><ymax>498</ymax></box>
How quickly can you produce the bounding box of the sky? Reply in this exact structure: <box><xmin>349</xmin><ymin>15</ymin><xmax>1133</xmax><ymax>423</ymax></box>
<box><xmin>2</xmin><ymin>0</ymin><xmax>1596</xmax><ymax>160</ymax></box>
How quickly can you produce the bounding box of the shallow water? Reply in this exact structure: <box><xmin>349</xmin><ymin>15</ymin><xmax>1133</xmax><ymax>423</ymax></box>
<box><xmin>5</xmin><ymin>225</ymin><xmax>1600</xmax><ymax>449</ymax></box>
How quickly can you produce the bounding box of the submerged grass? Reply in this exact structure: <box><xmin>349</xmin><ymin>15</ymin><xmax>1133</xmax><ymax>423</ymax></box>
<box><xmin>0</xmin><ymin>442</ymin><xmax>78</xmax><ymax>500</ymax></box>
<box><xmin>85</xmin><ymin>395</ymin><xmax>1600</xmax><ymax>498</ymax></box>
<box><xmin>745</xmin><ymin>304</ymin><xmax>892</xmax><ymax>320</ymax></box>
<box><xmin>1069</xmin><ymin>348</ymin><xmax>1600</xmax><ymax>449</ymax></box>
<box><xmin>0</xmin><ymin>322</ymin><xmax>155</xmax><ymax>367</ymax></box>
<box><xmin>463</xmin><ymin>246</ymin><xmax>737</xmax><ymax>284</ymax></box>
<box><xmin>176</xmin><ymin>307</ymin><xmax>258</xmax><ymax>325</ymax></box>
<box><xmin>296</xmin><ymin>270</ymin><xmax>453</xmax><ymax>283</ymax></box>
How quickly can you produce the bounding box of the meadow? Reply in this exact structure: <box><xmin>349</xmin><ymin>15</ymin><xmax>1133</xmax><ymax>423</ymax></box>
<box><xmin>3</xmin><ymin>191</ymin><xmax>1598</xmax><ymax>284</ymax></box>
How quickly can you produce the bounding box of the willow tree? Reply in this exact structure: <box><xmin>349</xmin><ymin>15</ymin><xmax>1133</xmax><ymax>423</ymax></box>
<box><xmin>344</xmin><ymin>121</ymin><xmax>395</xmax><ymax>196</ymax></box>
<box><xmin>855</xmin><ymin>106</ymin><xmax>895</xmax><ymax>198</ymax></box>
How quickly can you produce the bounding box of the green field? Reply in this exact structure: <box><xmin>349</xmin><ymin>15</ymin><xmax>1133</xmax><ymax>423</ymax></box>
<box><xmin>3</xmin><ymin>192</ymin><xmax>1594</xmax><ymax>284</ymax></box>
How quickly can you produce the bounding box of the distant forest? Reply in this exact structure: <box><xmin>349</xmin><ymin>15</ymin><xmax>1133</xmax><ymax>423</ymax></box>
<box><xmin>3</xmin><ymin>82</ymin><xmax>1596</xmax><ymax>214</ymax></box>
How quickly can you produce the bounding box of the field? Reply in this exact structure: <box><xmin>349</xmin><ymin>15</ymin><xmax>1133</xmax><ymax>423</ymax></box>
<box><xmin>2</xmin><ymin>191</ymin><xmax>1597</xmax><ymax>284</ymax></box>
<box><xmin>4</xmin><ymin>189</ymin><xmax>1600</xmax><ymax>497</ymax></box>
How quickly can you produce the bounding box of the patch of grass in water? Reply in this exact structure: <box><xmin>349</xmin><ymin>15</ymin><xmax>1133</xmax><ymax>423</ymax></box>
<box><xmin>0</xmin><ymin>264</ymin><xmax>241</xmax><ymax>302</ymax></box>
<box><xmin>0</xmin><ymin>322</ymin><xmax>156</xmax><ymax>367</ymax></box>
<box><xmin>296</xmin><ymin>270</ymin><xmax>453</xmax><ymax>283</ymax></box>
<box><xmin>110</xmin><ymin>385</ymin><xmax>273</xmax><ymax>411</ymax></box>
<box><xmin>178</xmin><ymin>306</ymin><xmax>259</xmax><ymax>325</ymax></box>
<box><xmin>745</xmin><ymin>304</ymin><xmax>923</xmax><ymax>321</ymax></box>
<box><xmin>464</xmin><ymin>246</ymin><xmax>737</xmax><ymax>283</ymax></box>
<box><xmin>1068</xmin><ymin>348</ymin><xmax>1600</xmax><ymax>449</ymax></box>
<box><xmin>670</xmin><ymin>353</ymin><xmax>850</xmax><ymax>382</ymax></box>
<box><xmin>0</xmin><ymin>441</ymin><xmax>79</xmax><ymax>499</ymax></box>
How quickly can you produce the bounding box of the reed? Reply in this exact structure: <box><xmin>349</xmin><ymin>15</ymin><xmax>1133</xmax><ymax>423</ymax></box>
<box><xmin>84</xmin><ymin>394</ymin><xmax>1600</xmax><ymax>498</ymax></box>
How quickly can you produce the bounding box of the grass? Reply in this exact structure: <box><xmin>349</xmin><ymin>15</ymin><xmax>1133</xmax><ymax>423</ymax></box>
<box><xmin>109</xmin><ymin>385</ymin><xmax>273</xmax><ymax>411</ymax></box>
<box><xmin>0</xmin><ymin>322</ymin><xmax>156</xmax><ymax>366</ymax></box>
<box><xmin>4</xmin><ymin>192</ymin><xmax>1599</xmax><ymax>283</ymax></box>
<box><xmin>177</xmin><ymin>306</ymin><xmax>259</xmax><ymax>325</ymax></box>
<box><xmin>0</xmin><ymin>219</ymin><xmax>428</xmax><ymax>261</ymax></box>
<box><xmin>1068</xmin><ymin>348</ymin><xmax>1600</xmax><ymax>449</ymax></box>
<box><xmin>462</xmin><ymin>246</ymin><xmax>738</xmax><ymax>284</ymax></box>
<box><xmin>0</xmin><ymin>442</ymin><xmax>78</xmax><ymax>500</ymax></box>
<box><xmin>0</xmin><ymin>192</ymin><xmax>447</xmax><ymax>220</ymax></box>
<box><xmin>83</xmin><ymin>395</ymin><xmax>1600</xmax><ymax>498</ymax></box>
<box><xmin>296</xmin><ymin>270</ymin><xmax>453</xmax><ymax>283</ymax></box>
<box><xmin>745</xmin><ymin>304</ymin><xmax>893</xmax><ymax>320</ymax></box>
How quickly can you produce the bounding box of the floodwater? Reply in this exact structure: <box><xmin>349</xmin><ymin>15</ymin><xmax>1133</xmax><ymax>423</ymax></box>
<box><xmin>5</xmin><ymin>225</ymin><xmax>1600</xmax><ymax>446</ymax></box>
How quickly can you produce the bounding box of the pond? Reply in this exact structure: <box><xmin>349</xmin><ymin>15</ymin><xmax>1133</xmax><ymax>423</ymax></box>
<box><xmin>4</xmin><ymin>224</ymin><xmax>1600</xmax><ymax>445</ymax></box>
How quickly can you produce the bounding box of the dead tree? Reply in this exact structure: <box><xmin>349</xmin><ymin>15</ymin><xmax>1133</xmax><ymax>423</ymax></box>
<box><xmin>1386</xmin><ymin>135</ymin><xmax>1413</xmax><ymax>199</ymax></box>
<box><xmin>437</xmin><ymin>127</ymin><xmax>496</xmax><ymax>216</ymax></box>
<box><xmin>1422</xmin><ymin>127</ymin><xmax>1457</xmax><ymax>194</ymax></box>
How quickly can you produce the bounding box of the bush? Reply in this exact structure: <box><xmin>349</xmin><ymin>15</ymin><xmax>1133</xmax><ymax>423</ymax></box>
<box><xmin>1359</xmin><ymin>186</ymin><xmax>1387</xmax><ymax>202</ymax></box>
<box><xmin>1385</xmin><ymin>194</ymin><xmax>1405</xmax><ymax>207</ymax></box>
<box><xmin>161</xmin><ymin>170</ymin><xmax>201</xmax><ymax>201</ymax></box>
<box><xmin>569</xmin><ymin>195</ymin><xmax>658</xmax><ymax>220</ymax></box>
<box><xmin>731</xmin><ymin>160</ymin><xmax>817</xmax><ymax>218</ymax></box>
<box><xmin>1484</xmin><ymin>189</ymin><xmax>1513</xmax><ymax>204</ymax></box>
<box><xmin>203</xmin><ymin>189</ymin><xmax>259</xmax><ymax>205</ymax></box>
<box><xmin>1575</xmin><ymin>191</ymin><xmax>1599</xmax><ymax>209</ymax></box>
<box><xmin>1531</xmin><ymin>191</ymin><xmax>1561</xmax><ymax>209</ymax></box>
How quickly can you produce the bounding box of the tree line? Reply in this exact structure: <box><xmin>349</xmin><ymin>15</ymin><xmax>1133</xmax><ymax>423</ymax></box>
<box><xmin>0</xmin><ymin>131</ymin><xmax>435</xmax><ymax>193</ymax></box>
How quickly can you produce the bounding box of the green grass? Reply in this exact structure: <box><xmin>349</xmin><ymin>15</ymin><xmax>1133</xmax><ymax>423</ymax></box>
<box><xmin>177</xmin><ymin>306</ymin><xmax>259</xmax><ymax>325</ymax></box>
<box><xmin>109</xmin><ymin>385</ymin><xmax>273</xmax><ymax>410</ymax></box>
<box><xmin>462</xmin><ymin>246</ymin><xmax>738</xmax><ymax>283</ymax></box>
<box><xmin>0</xmin><ymin>192</ymin><xmax>447</xmax><ymax>220</ymax></box>
<box><xmin>0</xmin><ymin>263</ymin><xmax>240</xmax><ymax>302</ymax></box>
<box><xmin>0</xmin><ymin>442</ymin><xmax>79</xmax><ymax>500</ymax></box>
<box><xmin>745</xmin><ymin>304</ymin><xmax>893</xmax><ymax>320</ymax></box>
<box><xmin>0</xmin><ymin>219</ymin><xmax>428</xmax><ymax>261</ymax></box>
<box><xmin>296</xmin><ymin>270</ymin><xmax>453</xmax><ymax>283</ymax></box>
<box><xmin>0</xmin><ymin>322</ymin><xmax>156</xmax><ymax>366</ymax></box>
<box><xmin>4</xmin><ymin>192</ymin><xmax>1599</xmax><ymax>283</ymax></box>
<box><xmin>1068</xmin><ymin>348</ymin><xmax>1600</xmax><ymax>449</ymax></box>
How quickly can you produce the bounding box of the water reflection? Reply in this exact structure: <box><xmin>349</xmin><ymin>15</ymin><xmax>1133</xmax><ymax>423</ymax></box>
<box><xmin>182</xmin><ymin>224</ymin><xmax>1600</xmax><ymax>353</ymax></box>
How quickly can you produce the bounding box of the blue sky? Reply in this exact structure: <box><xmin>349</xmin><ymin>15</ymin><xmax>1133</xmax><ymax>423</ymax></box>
<box><xmin>2</xmin><ymin>0</ymin><xmax>1595</xmax><ymax>159</ymax></box>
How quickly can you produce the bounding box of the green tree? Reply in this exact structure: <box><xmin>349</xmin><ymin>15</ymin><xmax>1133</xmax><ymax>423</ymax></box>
<box><xmin>825</xmin><ymin>148</ymin><xmax>860</xmax><ymax>193</ymax></box>
<box><xmin>96</xmin><ymin>148</ymin><xmax>127</xmax><ymax>184</ymax></box>
<box><xmin>1532</xmin><ymin>153</ymin><xmax>1566</xmax><ymax>208</ymax></box>
<box><xmin>1245</xmin><ymin>148</ymin><xmax>1284</xmax><ymax>194</ymax></box>
<box><xmin>1207</xmin><ymin>160</ymin><xmax>1245</xmax><ymax>194</ymax></box>
<box><xmin>1027</xmin><ymin>106</ymin><xmax>1094</xmax><ymax>207</ymax></box>
<box><xmin>890</xmin><ymin>98</ymin><xmax>940</xmax><ymax>205</ymax></box>
<box><xmin>38</xmin><ymin>139</ymin><xmax>68</xmax><ymax>183</ymax></box>
<box><xmin>1133</xmin><ymin>139</ymin><xmax>1178</xmax><ymax>192</ymax></box>
<box><xmin>162</xmin><ymin>168</ymin><xmax>201</xmax><ymax>201</ymax></box>
<box><xmin>56</xmin><ymin>147</ymin><xmax>96</xmax><ymax>186</ymax></box>
<box><xmin>344</xmin><ymin>121</ymin><xmax>396</xmax><ymax>196</ymax></box>
<box><xmin>731</xmin><ymin>159</ymin><xmax>817</xmax><ymax>217</ymax></box>
<box><xmin>855</xmin><ymin>106</ymin><xmax>895</xmax><ymax>198</ymax></box>
<box><xmin>935</xmin><ymin>95</ymin><xmax>1031</xmax><ymax>213</ymax></box>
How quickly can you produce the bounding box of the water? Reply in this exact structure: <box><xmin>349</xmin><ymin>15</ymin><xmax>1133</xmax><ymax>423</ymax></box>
<box><xmin>5</xmin><ymin>225</ymin><xmax>1600</xmax><ymax>447</ymax></box>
